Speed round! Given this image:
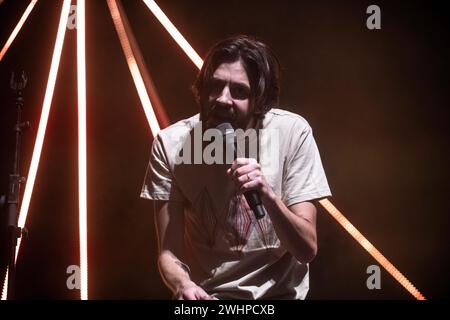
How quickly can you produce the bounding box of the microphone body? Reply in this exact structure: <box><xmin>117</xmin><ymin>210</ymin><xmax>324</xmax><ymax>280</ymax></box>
<box><xmin>243</xmin><ymin>190</ymin><xmax>266</xmax><ymax>219</ymax></box>
<box><xmin>217</xmin><ymin>122</ymin><xmax>266</xmax><ymax>220</ymax></box>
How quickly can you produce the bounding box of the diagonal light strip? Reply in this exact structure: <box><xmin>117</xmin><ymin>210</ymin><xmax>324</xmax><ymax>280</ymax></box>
<box><xmin>107</xmin><ymin>0</ymin><xmax>160</xmax><ymax>137</ymax></box>
<box><xmin>1</xmin><ymin>0</ymin><xmax>72</xmax><ymax>301</ymax></box>
<box><xmin>147</xmin><ymin>2</ymin><xmax>427</xmax><ymax>301</ymax></box>
<box><xmin>16</xmin><ymin>0</ymin><xmax>71</xmax><ymax>262</ymax></box>
<box><xmin>0</xmin><ymin>0</ymin><xmax>38</xmax><ymax>62</ymax></box>
<box><xmin>319</xmin><ymin>199</ymin><xmax>426</xmax><ymax>300</ymax></box>
<box><xmin>77</xmin><ymin>0</ymin><xmax>88</xmax><ymax>301</ymax></box>
<box><xmin>109</xmin><ymin>0</ymin><xmax>170</xmax><ymax>129</ymax></box>
<box><xmin>142</xmin><ymin>0</ymin><xmax>203</xmax><ymax>70</ymax></box>
<box><xmin>16</xmin><ymin>0</ymin><xmax>71</xmax><ymax>265</ymax></box>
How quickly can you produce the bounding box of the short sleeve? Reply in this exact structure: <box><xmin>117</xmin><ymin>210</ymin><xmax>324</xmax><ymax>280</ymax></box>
<box><xmin>140</xmin><ymin>134</ymin><xmax>185</xmax><ymax>203</ymax></box>
<box><xmin>281</xmin><ymin>122</ymin><xmax>332</xmax><ymax>207</ymax></box>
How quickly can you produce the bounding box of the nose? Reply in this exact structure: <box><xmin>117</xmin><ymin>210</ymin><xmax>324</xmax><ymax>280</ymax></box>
<box><xmin>216</xmin><ymin>85</ymin><xmax>233</xmax><ymax>105</ymax></box>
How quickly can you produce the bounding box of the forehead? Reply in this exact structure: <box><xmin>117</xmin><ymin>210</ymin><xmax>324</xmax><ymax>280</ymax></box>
<box><xmin>212</xmin><ymin>60</ymin><xmax>250</xmax><ymax>86</ymax></box>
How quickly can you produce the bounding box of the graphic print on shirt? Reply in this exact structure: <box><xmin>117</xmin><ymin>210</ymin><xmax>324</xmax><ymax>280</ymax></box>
<box><xmin>193</xmin><ymin>187</ymin><xmax>278</xmax><ymax>251</ymax></box>
<box><xmin>193</xmin><ymin>187</ymin><xmax>219</xmax><ymax>248</ymax></box>
<box><xmin>223</xmin><ymin>194</ymin><xmax>278</xmax><ymax>251</ymax></box>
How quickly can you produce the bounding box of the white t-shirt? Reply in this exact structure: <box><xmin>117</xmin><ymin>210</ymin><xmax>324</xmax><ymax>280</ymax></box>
<box><xmin>141</xmin><ymin>108</ymin><xmax>332</xmax><ymax>299</ymax></box>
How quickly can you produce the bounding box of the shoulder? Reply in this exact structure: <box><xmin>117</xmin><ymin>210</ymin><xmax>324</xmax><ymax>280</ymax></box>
<box><xmin>156</xmin><ymin>113</ymin><xmax>199</xmax><ymax>144</ymax></box>
<box><xmin>263</xmin><ymin>108</ymin><xmax>311</xmax><ymax>133</ymax></box>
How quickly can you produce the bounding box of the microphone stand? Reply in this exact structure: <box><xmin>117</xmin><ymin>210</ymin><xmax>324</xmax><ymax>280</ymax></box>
<box><xmin>2</xmin><ymin>71</ymin><xmax>29</xmax><ymax>299</ymax></box>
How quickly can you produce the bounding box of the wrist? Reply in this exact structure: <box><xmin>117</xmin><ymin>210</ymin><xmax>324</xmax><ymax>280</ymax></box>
<box><xmin>261</xmin><ymin>194</ymin><xmax>278</xmax><ymax>215</ymax></box>
<box><xmin>261</xmin><ymin>188</ymin><xmax>277</xmax><ymax>206</ymax></box>
<box><xmin>173</xmin><ymin>280</ymin><xmax>197</xmax><ymax>299</ymax></box>
<box><xmin>176</xmin><ymin>280</ymin><xmax>196</xmax><ymax>292</ymax></box>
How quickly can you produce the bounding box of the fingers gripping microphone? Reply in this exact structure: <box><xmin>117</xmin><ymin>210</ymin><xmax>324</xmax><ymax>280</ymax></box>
<box><xmin>217</xmin><ymin>122</ymin><xmax>266</xmax><ymax>220</ymax></box>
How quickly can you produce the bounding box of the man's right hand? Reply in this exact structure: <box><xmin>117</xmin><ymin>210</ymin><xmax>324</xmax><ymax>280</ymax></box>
<box><xmin>154</xmin><ymin>201</ymin><xmax>218</xmax><ymax>300</ymax></box>
<box><xmin>175</xmin><ymin>281</ymin><xmax>216</xmax><ymax>300</ymax></box>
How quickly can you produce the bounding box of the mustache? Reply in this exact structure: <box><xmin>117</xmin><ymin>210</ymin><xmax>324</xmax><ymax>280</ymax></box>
<box><xmin>207</xmin><ymin>103</ymin><xmax>236</xmax><ymax>122</ymax></box>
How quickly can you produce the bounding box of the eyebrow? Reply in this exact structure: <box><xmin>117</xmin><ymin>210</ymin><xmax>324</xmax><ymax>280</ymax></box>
<box><xmin>211</xmin><ymin>77</ymin><xmax>250</xmax><ymax>89</ymax></box>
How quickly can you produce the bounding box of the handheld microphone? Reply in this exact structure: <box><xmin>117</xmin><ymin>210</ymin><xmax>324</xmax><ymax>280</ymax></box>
<box><xmin>217</xmin><ymin>122</ymin><xmax>266</xmax><ymax>220</ymax></box>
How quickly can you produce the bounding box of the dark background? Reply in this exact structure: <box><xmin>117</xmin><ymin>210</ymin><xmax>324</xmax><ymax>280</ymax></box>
<box><xmin>0</xmin><ymin>0</ymin><xmax>448</xmax><ymax>299</ymax></box>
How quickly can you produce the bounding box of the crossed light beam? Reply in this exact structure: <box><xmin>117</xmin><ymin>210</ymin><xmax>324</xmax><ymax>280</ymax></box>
<box><xmin>0</xmin><ymin>0</ymin><xmax>426</xmax><ymax>300</ymax></box>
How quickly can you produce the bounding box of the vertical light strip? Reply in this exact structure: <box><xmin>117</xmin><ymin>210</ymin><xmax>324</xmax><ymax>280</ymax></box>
<box><xmin>148</xmin><ymin>3</ymin><xmax>426</xmax><ymax>301</ymax></box>
<box><xmin>319</xmin><ymin>198</ymin><xmax>426</xmax><ymax>300</ymax></box>
<box><xmin>107</xmin><ymin>0</ymin><xmax>160</xmax><ymax>137</ymax></box>
<box><xmin>77</xmin><ymin>0</ymin><xmax>88</xmax><ymax>300</ymax></box>
<box><xmin>142</xmin><ymin>0</ymin><xmax>203</xmax><ymax>70</ymax></box>
<box><xmin>0</xmin><ymin>0</ymin><xmax>38</xmax><ymax>62</ymax></box>
<box><xmin>1</xmin><ymin>0</ymin><xmax>72</xmax><ymax>301</ymax></box>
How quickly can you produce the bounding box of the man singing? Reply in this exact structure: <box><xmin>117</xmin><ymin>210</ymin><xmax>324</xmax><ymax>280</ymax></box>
<box><xmin>141</xmin><ymin>35</ymin><xmax>331</xmax><ymax>299</ymax></box>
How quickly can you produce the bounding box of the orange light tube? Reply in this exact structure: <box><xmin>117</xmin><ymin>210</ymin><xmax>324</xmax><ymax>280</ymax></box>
<box><xmin>142</xmin><ymin>0</ymin><xmax>203</xmax><ymax>70</ymax></box>
<box><xmin>107</xmin><ymin>0</ymin><xmax>161</xmax><ymax>137</ymax></box>
<box><xmin>0</xmin><ymin>0</ymin><xmax>38</xmax><ymax>62</ymax></box>
<box><xmin>77</xmin><ymin>0</ymin><xmax>88</xmax><ymax>301</ymax></box>
<box><xmin>319</xmin><ymin>198</ymin><xmax>426</xmax><ymax>300</ymax></box>
<box><xmin>17</xmin><ymin>0</ymin><xmax>72</xmax><ymax>262</ymax></box>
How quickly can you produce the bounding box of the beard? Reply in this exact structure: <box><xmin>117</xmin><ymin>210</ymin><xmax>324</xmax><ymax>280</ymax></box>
<box><xmin>202</xmin><ymin>102</ymin><xmax>238</xmax><ymax>130</ymax></box>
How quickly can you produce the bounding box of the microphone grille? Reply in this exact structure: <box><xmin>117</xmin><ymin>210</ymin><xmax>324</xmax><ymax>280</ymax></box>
<box><xmin>216</xmin><ymin>122</ymin><xmax>234</xmax><ymax>135</ymax></box>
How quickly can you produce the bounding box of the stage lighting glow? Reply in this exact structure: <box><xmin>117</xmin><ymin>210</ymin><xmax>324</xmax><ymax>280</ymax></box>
<box><xmin>107</xmin><ymin>0</ymin><xmax>161</xmax><ymax>137</ymax></box>
<box><xmin>77</xmin><ymin>0</ymin><xmax>88</xmax><ymax>301</ymax></box>
<box><xmin>319</xmin><ymin>198</ymin><xmax>426</xmax><ymax>300</ymax></box>
<box><xmin>142</xmin><ymin>0</ymin><xmax>203</xmax><ymax>70</ymax></box>
<box><xmin>0</xmin><ymin>0</ymin><xmax>38</xmax><ymax>62</ymax></box>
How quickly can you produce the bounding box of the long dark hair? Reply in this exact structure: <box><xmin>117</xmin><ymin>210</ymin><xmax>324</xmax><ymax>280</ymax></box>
<box><xmin>193</xmin><ymin>35</ymin><xmax>281</xmax><ymax>120</ymax></box>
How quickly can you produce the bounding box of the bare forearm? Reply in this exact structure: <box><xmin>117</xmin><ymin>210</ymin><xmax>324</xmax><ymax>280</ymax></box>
<box><xmin>262</xmin><ymin>195</ymin><xmax>317</xmax><ymax>263</ymax></box>
<box><xmin>158</xmin><ymin>251</ymin><xmax>194</xmax><ymax>295</ymax></box>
